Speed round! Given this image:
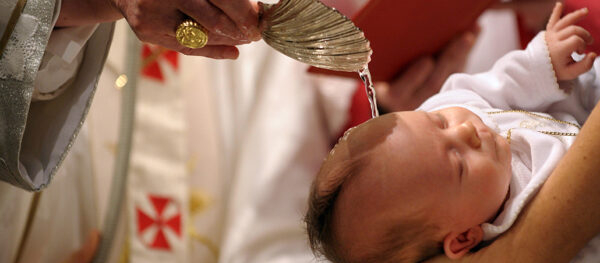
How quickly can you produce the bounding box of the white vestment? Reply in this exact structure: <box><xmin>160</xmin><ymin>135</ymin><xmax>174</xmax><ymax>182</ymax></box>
<box><xmin>87</xmin><ymin>20</ymin><xmax>358</xmax><ymax>262</ymax></box>
<box><xmin>0</xmin><ymin>0</ymin><xmax>113</xmax><ymax>191</ymax></box>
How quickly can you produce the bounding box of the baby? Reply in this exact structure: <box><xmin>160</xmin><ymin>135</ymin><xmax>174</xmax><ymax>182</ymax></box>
<box><xmin>305</xmin><ymin>3</ymin><xmax>599</xmax><ymax>263</ymax></box>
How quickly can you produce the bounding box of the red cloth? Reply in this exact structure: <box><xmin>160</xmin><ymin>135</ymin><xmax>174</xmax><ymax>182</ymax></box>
<box><xmin>141</xmin><ymin>45</ymin><xmax>179</xmax><ymax>82</ymax></box>
<box><xmin>320</xmin><ymin>0</ymin><xmax>361</xmax><ymax>17</ymax></box>
<box><xmin>331</xmin><ymin>0</ymin><xmax>496</xmax><ymax>142</ymax></box>
<box><xmin>309</xmin><ymin>0</ymin><xmax>495</xmax><ymax>82</ymax></box>
<box><xmin>337</xmin><ymin>0</ymin><xmax>600</xmax><ymax>143</ymax></box>
<box><xmin>329</xmin><ymin>0</ymin><xmax>495</xmax><ymax>142</ymax></box>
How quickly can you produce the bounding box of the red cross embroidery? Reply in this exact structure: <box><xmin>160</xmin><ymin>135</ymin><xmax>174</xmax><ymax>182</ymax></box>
<box><xmin>136</xmin><ymin>195</ymin><xmax>182</xmax><ymax>250</ymax></box>
<box><xmin>141</xmin><ymin>44</ymin><xmax>179</xmax><ymax>82</ymax></box>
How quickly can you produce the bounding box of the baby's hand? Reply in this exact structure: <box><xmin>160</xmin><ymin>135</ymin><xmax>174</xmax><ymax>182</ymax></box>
<box><xmin>546</xmin><ymin>2</ymin><xmax>597</xmax><ymax>81</ymax></box>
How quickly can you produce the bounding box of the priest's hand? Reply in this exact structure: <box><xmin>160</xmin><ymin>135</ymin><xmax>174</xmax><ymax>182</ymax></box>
<box><xmin>57</xmin><ymin>0</ymin><xmax>261</xmax><ymax>59</ymax></box>
<box><xmin>375</xmin><ymin>27</ymin><xmax>479</xmax><ymax>112</ymax></box>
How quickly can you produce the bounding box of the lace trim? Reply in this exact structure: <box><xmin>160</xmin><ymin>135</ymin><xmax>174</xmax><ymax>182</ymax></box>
<box><xmin>541</xmin><ymin>31</ymin><xmax>563</xmax><ymax>94</ymax></box>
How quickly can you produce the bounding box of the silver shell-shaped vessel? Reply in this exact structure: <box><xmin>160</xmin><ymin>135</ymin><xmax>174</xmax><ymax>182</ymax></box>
<box><xmin>260</xmin><ymin>0</ymin><xmax>372</xmax><ymax>72</ymax></box>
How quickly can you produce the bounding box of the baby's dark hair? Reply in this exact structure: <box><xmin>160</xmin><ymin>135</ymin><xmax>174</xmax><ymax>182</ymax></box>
<box><xmin>304</xmin><ymin>113</ymin><xmax>444</xmax><ymax>263</ymax></box>
<box><xmin>304</xmin><ymin>150</ymin><xmax>366</xmax><ymax>262</ymax></box>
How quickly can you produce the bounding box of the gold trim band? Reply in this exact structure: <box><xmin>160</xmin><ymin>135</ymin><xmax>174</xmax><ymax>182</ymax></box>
<box><xmin>13</xmin><ymin>191</ymin><xmax>42</xmax><ymax>263</ymax></box>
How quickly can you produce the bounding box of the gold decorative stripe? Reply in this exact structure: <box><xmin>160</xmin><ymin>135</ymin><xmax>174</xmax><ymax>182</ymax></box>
<box><xmin>0</xmin><ymin>0</ymin><xmax>28</xmax><ymax>58</ymax></box>
<box><xmin>13</xmin><ymin>191</ymin><xmax>42</xmax><ymax>263</ymax></box>
<box><xmin>487</xmin><ymin>110</ymin><xmax>581</xmax><ymax>129</ymax></box>
<box><xmin>537</xmin><ymin>131</ymin><xmax>578</xmax><ymax>137</ymax></box>
<box><xmin>488</xmin><ymin>110</ymin><xmax>580</xmax><ymax>144</ymax></box>
<box><xmin>189</xmin><ymin>226</ymin><xmax>220</xmax><ymax>258</ymax></box>
<box><xmin>119</xmin><ymin>237</ymin><xmax>130</xmax><ymax>263</ymax></box>
<box><xmin>505</xmin><ymin>128</ymin><xmax>577</xmax><ymax>144</ymax></box>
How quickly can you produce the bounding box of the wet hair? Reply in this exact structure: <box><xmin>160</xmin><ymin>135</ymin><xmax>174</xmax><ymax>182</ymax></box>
<box><xmin>305</xmin><ymin>150</ymin><xmax>367</xmax><ymax>263</ymax></box>
<box><xmin>305</xmin><ymin>113</ymin><xmax>444</xmax><ymax>263</ymax></box>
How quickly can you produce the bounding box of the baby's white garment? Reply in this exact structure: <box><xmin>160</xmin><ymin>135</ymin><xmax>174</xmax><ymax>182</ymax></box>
<box><xmin>418</xmin><ymin>31</ymin><xmax>600</xmax><ymax>262</ymax></box>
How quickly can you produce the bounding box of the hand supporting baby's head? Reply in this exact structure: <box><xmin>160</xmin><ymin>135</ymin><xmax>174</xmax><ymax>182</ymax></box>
<box><xmin>306</xmin><ymin>108</ymin><xmax>513</xmax><ymax>263</ymax></box>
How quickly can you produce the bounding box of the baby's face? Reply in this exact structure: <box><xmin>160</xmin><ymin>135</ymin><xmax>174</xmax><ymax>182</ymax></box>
<box><xmin>402</xmin><ymin>107</ymin><xmax>513</xmax><ymax>227</ymax></box>
<box><xmin>333</xmin><ymin>107</ymin><xmax>512</xmax><ymax>256</ymax></box>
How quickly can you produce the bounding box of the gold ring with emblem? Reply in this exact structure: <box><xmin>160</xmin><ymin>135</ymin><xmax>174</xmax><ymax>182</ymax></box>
<box><xmin>176</xmin><ymin>19</ymin><xmax>208</xmax><ymax>49</ymax></box>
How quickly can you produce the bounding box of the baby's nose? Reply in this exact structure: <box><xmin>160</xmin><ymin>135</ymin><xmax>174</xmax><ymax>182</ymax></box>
<box><xmin>456</xmin><ymin>121</ymin><xmax>481</xmax><ymax>148</ymax></box>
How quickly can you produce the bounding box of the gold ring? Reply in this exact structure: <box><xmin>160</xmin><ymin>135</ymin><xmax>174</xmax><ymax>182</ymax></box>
<box><xmin>176</xmin><ymin>19</ymin><xmax>208</xmax><ymax>49</ymax></box>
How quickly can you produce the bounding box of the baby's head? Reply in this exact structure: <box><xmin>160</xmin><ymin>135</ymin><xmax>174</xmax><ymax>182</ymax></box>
<box><xmin>305</xmin><ymin>107</ymin><xmax>512</xmax><ymax>263</ymax></box>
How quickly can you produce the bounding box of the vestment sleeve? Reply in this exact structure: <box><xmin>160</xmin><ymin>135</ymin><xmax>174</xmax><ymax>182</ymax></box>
<box><xmin>440</xmin><ymin>32</ymin><xmax>568</xmax><ymax>111</ymax></box>
<box><xmin>33</xmin><ymin>24</ymin><xmax>99</xmax><ymax>100</ymax></box>
<box><xmin>0</xmin><ymin>0</ymin><xmax>114</xmax><ymax>191</ymax></box>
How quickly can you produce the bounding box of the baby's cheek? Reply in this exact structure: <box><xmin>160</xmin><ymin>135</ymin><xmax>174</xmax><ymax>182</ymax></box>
<box><xmin>480</xmin><ymin>167</ymin><xmax>506</xmax><ymax>194</ymax></box>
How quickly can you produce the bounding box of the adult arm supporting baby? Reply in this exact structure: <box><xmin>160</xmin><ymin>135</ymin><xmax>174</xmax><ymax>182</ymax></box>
<box><xmin>427</xmin><ymin>98</ymin><xmax>600</xmax><ymax>262</ymax></box>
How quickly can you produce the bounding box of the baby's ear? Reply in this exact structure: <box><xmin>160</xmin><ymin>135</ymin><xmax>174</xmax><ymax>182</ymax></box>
<box><xmin>442</xmin><ymin>226</ymin><xmax>483</xmax><ymax>259</ymax></box>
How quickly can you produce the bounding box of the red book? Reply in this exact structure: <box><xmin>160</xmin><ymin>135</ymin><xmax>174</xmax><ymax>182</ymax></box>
<box><xmin>308</xmin><ymin>0</ymin><xmax>496</xmax><ymax>82</ymax></box>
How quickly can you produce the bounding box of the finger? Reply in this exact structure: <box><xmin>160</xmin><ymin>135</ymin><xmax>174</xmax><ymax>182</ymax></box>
<box><xmin>181</xmin><ymin>45</ymin><xmax>240</xmax><ymax>59</ymax></box>
<box><xmin>392</xmin><ymin>57</ymin><xmax>435</xmax><ymax>96</ymax></box>
<box><xmin>558</xmin><ymin>25</ymin><xmax>593</xmax><ymax>44</ymax></box>
<box><xmin>257</xmin><ymin>2</ymin><xmax>270</xmax><ymax>31</ymax></box>
<box><xmin>373</xmin><ymin>82</ymin><xmax>395</xmax><ymax>109</ymax></box>
<box><xmin>173</xmin><ymin>16</ymin><xmax>250</xmax><ymax>46</ymax></box>
<box><xmin>375</xmin><ymin>81</ymin><xmax>419</xmax><ymax>111</ymax></box>
<box><xmin>555</xmin><ymin>7</ymin><xmax>589</xmax><ymax>30</ymax></box>
<box><xmin>564</xmin><ymin>35</ymin><xmax>588</xmax><ymax>54</ymax></box>
<box><xmin>178</xmin><ymin>0</ymin><xmax>246</xmax><ymax>40</ymax></box>
<box><xmin>207</xmin><ymin>34</ymin><xmax>251</xmax><ymax>46</ymax></box>
<box><xmin>209</xmin><ymin>0</ymin><xmax>261</xmax><ymax>40</ymax></box>
<box><xmin>157</xmin><ymin>37</ymin><xmax>240</xmax><ymax>59</ymax></box>
<box><xmin>126</xmin><ymin>7</ymin><xmax>182</xmax><ymax>41</ymax></box>
<box><xmin>425</xmin><ymin>31</ymin><xmax>476</xmax><ymax>89</ymax></box>
<box><xmin>467</xmin><ymin>23</ymin><xmax>482</xmax><ymax>37</ymax></box>
<box><xmin>547</xmin><ymin>2</ymin><xmax>563</xmax><ymax>30</ymax></box>
<box><xmin>566</xmin><ymin>52</ymin><xmax>597</xmax><ymax>78</ymax></box>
